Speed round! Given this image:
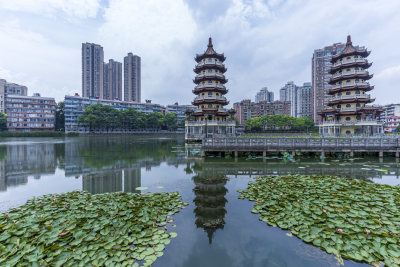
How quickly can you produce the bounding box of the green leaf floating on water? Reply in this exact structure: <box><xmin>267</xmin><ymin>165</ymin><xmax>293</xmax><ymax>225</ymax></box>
<box><xmin>238</xmin><ymin>175</ymin><xmax>400</xmax><ymax>266</ymax></box>
<box><xmin>136</xmin><ymin>186</ymin><xmax>149</xmax><ymax>190</ymax></box>
<box><xmin>0</xmin><ymin>191</ymin><xmax>187</xmax><ymax>265</ymax></box>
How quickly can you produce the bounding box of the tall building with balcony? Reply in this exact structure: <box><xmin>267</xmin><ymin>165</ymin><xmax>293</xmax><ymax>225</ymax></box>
<box><xmin>64</xmin><ymin>94</ymin><xmax>164</xmax><ymax>133</ymax></box>
<box><xmin>166</xmin><ymin>103</ymin><xmax>196</xmax><ymax>125</ymax></box>
<box><xmin>185</xmin><ymin>38</ymin><xmax>236</xmax><ymax>141</ymax></box>
<box><xmin>279</xmin><ymin>81</ymin><xmax>298</xmax><ymax>117</ymax></box>
<box><xmin>103</xmin><ymin>59</ymin><xmax>122</xmax><ymax>100</ymax></box>
<box><xmin>0</xmin><ymin>79</ymin><xmax>28</xmax><ymax>113</ymax></box>
<box><xmin>5</xmin><ymin>93</ymin><xmax>56</xmax><ymax>132</ymax></box>
<box><xmin>297</xmin><ymin>82</ymin><xmax>312</xmax><ymax>118</ymax></box>
<box><xmin>312</xmin><ymin>42</ymin><xmax>346</xmax><ymax>123</ymax></box>
<box><xmin>124</xmin><ymin>53</ymin><xmax>141</xmax><ymax>102</ymax></box>
<box><xmin>380</xmin><ymin>104</ymin><xmax>400</xmax><ymax>123</ymax></box>
<box><xmin>319</xmin><ymin>36</ymin><xmax>383</xmax><ymax>136</ymax></box>
<box><xmin>233</xmin><ymin>99</ymin><xmax>291</xmax><ymax>125</ymax></box>
<box><xmin>82</xmin><ymin>43</ymin><xmax>104</xmax><ymax>99</ymax></box>
<box><xmin>255</xmin><ymin>87</ymin><xmax>274</xmax><ymax>103</ymax></box>
<box><xmin>384</xmin><ymin>116</ymin><xmax>400</xmax><ymax>132</ymax></box>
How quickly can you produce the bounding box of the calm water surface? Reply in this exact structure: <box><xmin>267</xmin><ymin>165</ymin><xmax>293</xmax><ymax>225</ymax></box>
<box><xmin>0</xmin><ymin>136</ymin><xmax>399</xmax><ymax>267</ymax></box>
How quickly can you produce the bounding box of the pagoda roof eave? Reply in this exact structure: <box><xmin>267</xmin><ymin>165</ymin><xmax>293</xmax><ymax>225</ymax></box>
<box><xmin>329</xmin><ymin>62</ymin><xmax>372</xmax><ymax>73</ymax></box>
<box><xmin>195</xmin><ymin>53</ymin><xmax>226</xmax><ymax>63</ymax></box>
<box><xmin>330</xmin><ymin>50</ymin><xmax>370</xmax><ymax>63</ymax></box>
<box><xmin>330</xmin><ymin>35</ymin><xmax>370</xmax><ymax>63</ymax></box>
<box><xmin>328</xmin><ymin>74</ymin><xmax>373</xmax><ymax>84</ymax></box>
<box><xmin>328</xmin><ymin>85</ymin><xmax>374</xmax><ymax>95</ymax></box>
<box><xmin>327</xmin><ymin>99</ymin><xmax>374</xmax><ymax>105</ymax></box>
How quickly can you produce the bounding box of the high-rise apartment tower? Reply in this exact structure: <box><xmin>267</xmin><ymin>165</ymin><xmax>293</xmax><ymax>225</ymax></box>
<box><xmin>255</xmin><ymin>87</ymin><xmax>274</xmax><ymax>103</ymax></box>
<box><xmin>103</xmin><ymin>59</ymin><xmax>122</xmax><ymax>100</ymax></box>
<box><xmin>124</xmin><ymin>53</ymin><xmax>141</xmax><ymax>102</ymax></box>
<box><xmin>82</xmin><ymin>43</ymin><xmax>104</xmax><ymax>99</ymax></box>
<box><xmin>279</xmin><ymin>81</ymin><xmax>297</xmax><ymax>117</ymax></box>
<box><xmin>297</xmin><ymin>82</ymin><xmax>312</xmax><ymax>118</ymax></box>
<box><xmin>312</xmin><ymin>42</ymin><xmax>345</xmax><ymax>123</ymax></box>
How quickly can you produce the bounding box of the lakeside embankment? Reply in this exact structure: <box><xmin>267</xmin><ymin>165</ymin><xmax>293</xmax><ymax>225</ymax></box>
<box><xmin>0</xmin><ymin>131</ymin><xmax>185</xmax><ymax>138</ymax></box>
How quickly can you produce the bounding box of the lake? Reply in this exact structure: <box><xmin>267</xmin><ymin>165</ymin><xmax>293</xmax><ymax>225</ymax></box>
<box><xmin>0</xmin><ymin>136</ymin><xmax>399</xmax><ymax>267</ymax></box>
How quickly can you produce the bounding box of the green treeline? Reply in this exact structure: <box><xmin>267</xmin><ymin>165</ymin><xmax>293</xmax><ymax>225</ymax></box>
<box><xmin>78</xmin><ymin>104</ymin><xmax>182</xmax><ymax>131</ymax></box>
<box><xmin>245</xmin><ymin>115</ymin><xmax>315</xmax><ymax>132</ymax></box>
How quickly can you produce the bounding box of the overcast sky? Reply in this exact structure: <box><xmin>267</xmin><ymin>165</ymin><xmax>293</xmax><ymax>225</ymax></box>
<box><xmin>0</xmin><ymin>0</ymin><xmax>399</xmax><ymax>106</ymax></box>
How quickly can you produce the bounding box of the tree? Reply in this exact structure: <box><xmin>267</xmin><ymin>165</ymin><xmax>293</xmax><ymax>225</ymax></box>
<box><xmin>146</xmin><ymin>112</ymin><xmax>164</xmax><ymax>130</ymax></box>
<box><xmin>0</xmin><ymin>113</ymin><xmax>6</xmax><ymax>131</ymax></box>
<box><xmin>164</xmin><ymin>113</ymin><xmax>178</xmax><ymax>131</ymax></box>
<box><xmin>244</xmin><ymin>115</ymin><xmax>315</xmax><ymax>132</ymax></box>
<box><xmin>78</xmin><ymin>104</ymin><xmax>183</xmax><ymax>132</ymax></box>
<box><xmin>396</xmin><ymin>125</ymin><xmax>400</xmax><ymax>133</ymax></box>
<box><xmin>55</xmin><ymin>101</ymin><xmax>65</xmax><ymax>131</ymax></box>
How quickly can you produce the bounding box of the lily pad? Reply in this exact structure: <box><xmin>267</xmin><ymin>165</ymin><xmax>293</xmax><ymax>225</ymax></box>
<box><xmin>238</xmin><ymin>175</ymin><xmax>400</xmax><ymax>266</ymax></box>
<box><xmin>0</xmin><ymin>191</ymin><xmax>186</xmax><ymax>265</ymax></box>
<box><xmin>135</xmin><ymin>186</ymin><xmax>149</xmax><ymax>190</ymax></box>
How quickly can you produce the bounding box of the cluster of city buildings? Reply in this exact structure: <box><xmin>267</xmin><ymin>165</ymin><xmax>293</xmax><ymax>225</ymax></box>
<box><xmin>233</xmin><ymin>82</ymin><xmax>311</xmax><ymax>125</ymax></box>
<box><xmin>232</xmin><ymin>36</ymin><xmax>398</xmax><ymax>135</ymax></box>
<box><xmin>64</xmin><ymin>43</ymin><xmax>196</xmax><ymax>133</ymax></box>
<box><xmin>0</xmin><ymin>79</ymin><xmax>56</xmax><ymax>132</ymax></box>
<box><xmin>81</xmin><ymin>43</ymin><xmax>141</xmax><ymax>102</ymax></box>
<box><xmin>1</xmin><ymin>37</ymin><xmax>399</xmax><ymax>135</ymax></box>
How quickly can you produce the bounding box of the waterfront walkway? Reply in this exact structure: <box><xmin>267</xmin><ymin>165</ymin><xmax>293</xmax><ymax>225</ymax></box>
<box><xmin>202</xmin><ymin>137</ymin><xmax>400</xmax><ymax>157</ymax></box>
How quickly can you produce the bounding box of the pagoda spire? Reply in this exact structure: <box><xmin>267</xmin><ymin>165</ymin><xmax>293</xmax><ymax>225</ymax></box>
<box><xmin>208</xmin><ymin>37</ymin><xmax>213</xmax><ymax>47</ymax></box>
<box><xmin>346</xmin><ymin>35</ymin><xmax>352</xmax><ymax>46</ymax></box>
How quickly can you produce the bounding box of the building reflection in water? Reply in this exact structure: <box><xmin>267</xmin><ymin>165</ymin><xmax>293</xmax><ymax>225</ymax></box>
<box><xmin>0</xmin><ymin>143</ymin><xmax>56</xmax><ymax>192</ymax></box>
<box><xmin>82</xmin><ymin>168</ymin><xmax>141</xmax><ymax>194</ymax></box>
<box><xmin>192</xmin><ymin>162</ymin><xmax>228</xmax><ymax>244</ymax></box>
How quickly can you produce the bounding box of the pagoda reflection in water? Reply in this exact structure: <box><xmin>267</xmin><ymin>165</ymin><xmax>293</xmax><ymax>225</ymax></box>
<box><xmin>192</xmin><ymin>163</ymin><xmax>228</xmax><ymax>244</ymax></box>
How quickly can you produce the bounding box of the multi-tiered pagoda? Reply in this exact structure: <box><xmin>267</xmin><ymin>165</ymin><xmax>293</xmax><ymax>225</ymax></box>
<box><xmin>319</xmin><ymin>35</ymin><xmax>383</xmax><ymax>136</ymax></box>
<box><xmin>185</xmin><ymin>37</ymin><xmax>236</xmax><ymax>141</ymax></box>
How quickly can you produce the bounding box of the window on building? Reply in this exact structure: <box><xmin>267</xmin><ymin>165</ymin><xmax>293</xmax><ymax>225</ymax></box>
<box><xmin>346</xmin><ymin>117</ymin><xmax>351</xmax><ymax>121</ymax></box>
<box><xmin>346</xmin><ymin>104</ymin><xmax>351</xmax><ymax>108</ymax></box>
<box><xmin>346</xmin><ymin>91</ymin><xmax>351</xmax><ymax>95</ymax></box>
<box><xmin>208</xmin><ymin>104</ymin><xmax>212</xmax><ymax>108</ymax></box>
<box><xmin>356</xmin><ymin>103</ymin><xmax>360</xmax><ymax>107</ymax></box>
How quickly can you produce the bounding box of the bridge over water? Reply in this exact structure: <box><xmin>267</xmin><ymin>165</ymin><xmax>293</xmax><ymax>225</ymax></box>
<box><xmin>202</xmin><ymin>137</ymin><xmax>400</xmax><ymax>158</ymax></box>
